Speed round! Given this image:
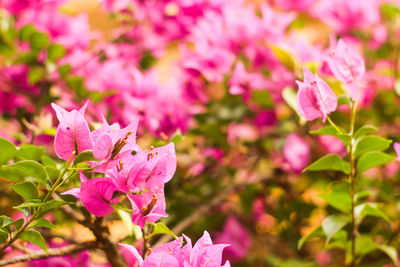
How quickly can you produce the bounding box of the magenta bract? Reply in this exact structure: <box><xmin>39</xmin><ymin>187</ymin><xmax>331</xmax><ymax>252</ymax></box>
<box><xmin>296</xmin><ymin>67</ymin><xmax>337</xmax><ymax>122</ymax></box>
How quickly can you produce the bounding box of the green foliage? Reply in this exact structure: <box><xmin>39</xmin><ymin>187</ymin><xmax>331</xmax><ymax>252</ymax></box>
<box><xmin>251</xmin><ymin>90</ymin><xmax>274</xmax><ymax>108</ymax></box>
<box><xmin>298</xmin><ymin>226</ymin><xmax>323</xmax><ymax>250</ymax></box>
<box><xmin>19</xmin><ymin>25</ymin><xmax>36</xmax><ymax>42</ymax></box>
<box><xmin>19</xmin><ymin>229</ymin><xmax>47</xmax><ymax>252</ymax></box>
<box><xmin>320</xmin><ymin>184</ymin><xmax>351</xmax><ymax>213</ymax></box>
<box><xmin>322</xmin><ymin>214</ymin><xmax>349</xmax><ymax>244</ymax></box>
<box><xmin>357</xmin><ymin>152</ymin><xmax>395</xmax><ymax>174</ymax></box>
<box><xmin>30</xmin><ymin>218</ymin><xmax>57</xmax><ymax>229</ymax></box>
<box><xmin>0</xmin><ymin>137</ymin><xmax>17</xmax><ymax>165</ymax></box>
<box><xmin>354</xmin><ymin>203</ymin><xmax>390</xmax><ymax>225</ymax></box>
<box><xmin>29</xmin><ymin>32</ymin><xmax>49</xmax><ymax>51</ymax></box>
<box><xmin>17</xmin><ymin>145</ymin><xmax>45</xmax><ymax>161</ymax></box>
<box><xmin>5</xmin><ymin>160</ymin><xmax>48</xmax><ymax>184</ymax></box>
<box><xmin>147</xmin><ymin>222</ymin><xmax>178</xmax><ymax>239</ymax></box>
<box><xmin>353</xmin><ymin>136</ymin><xmax>391</xmax><ymax>158</ymax></box>
<box><xmin>28</xmin><ymin>66</ymin><xmax>45</xmax><ymax>85</ymax></box>
<box><xmin>310</xmin><ymin>126</ymin><xmax>349</xmax><ymax>144</ymax></box>
<box><xmin>47</xmin><ymin>43</ymin><xmax>65</xmax><ymax>61</ymax></box>
<box><xmin>73</xmin><ymin>150</ymin><xmax>96</xmax><ymax>166</ymax></box>
<box><xmin>11</xmin><ymin>182</ymin><xmax>38</xmax><ymax>200</ymax></box>
<box><xmin>353</xmin><ymin>125</ymin><xmax>378</xmax><ymax>140</ymax></box>
<box><xmin>304</xmin><ymin>154</ymin><xmax>350</xmax><ymax>174</ymax></box>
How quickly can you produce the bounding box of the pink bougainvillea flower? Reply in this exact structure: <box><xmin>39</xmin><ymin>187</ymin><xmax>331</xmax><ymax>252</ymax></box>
<box><xmin>296</xmin><ymin>67</ymin><xmax>337</xmax><ymax>122</ymax></box>
<box><xmin>128</xmin><ymin>187</ymin><xmax>168</xmax><ymax>228</ymax></box>
<box><xmin>90</xmin><ymin>116</ymin><xmax>140</xmax><ymax>171</ymax></box>
<box><xmin>215</xmin><ymin>217</ymin><xmax>251</xmax><ymax>263</ymax></box>
<box><xmin>283</xmin><ymin>134</ymin><xmax>310</xmax><ymax>173</ymax></box>
<box><xmin>63</xmin><ymin>172</ymin><xmax>119</xmax><ymax>217</ymax></box>
<box><xmin>183</xmin><ymin>231</ymin><xmax>231</xmax><ymax>267</ymax></box>
<box><xmin>326</xmin><ymin>39</ymin><xmax>365</xmax><ymax>99</ymax></box>
<box><xmin>52</xmin><ymin>101</ymin><xmax>92</xmax><ymax>160</ymax></box>
<box><xmin>120</xmin><ymin>232</ymin><xmax>230</xmax><ymax>266</ymax></box>
<box><xmin>228</xmin><ymin>61</ymin><xmax>268</xmax><ymax>99</ymax></box>
<box><xmin>394</xmin><ymin>142</ymin><xmax>400</xmax><ymax>162</ymax></box>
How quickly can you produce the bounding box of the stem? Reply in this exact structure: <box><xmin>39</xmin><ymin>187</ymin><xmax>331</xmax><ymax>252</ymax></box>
<box><xmin>327</xmin><ymin>115</ymin><xmax>345</xmax><ymax>135</ymax></box>
<box><xmin>349</xmin><ymin>100</ymin><xmax>358</xmax><ymax>267</ymax></box>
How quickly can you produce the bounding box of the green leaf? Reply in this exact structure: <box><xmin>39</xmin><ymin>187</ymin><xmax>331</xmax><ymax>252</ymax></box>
<box><xmin>41</xmin><ymin>155</ymin><xmax>57</xmax><ymax>168</ymax></box>
<box><xmin>45</xmin><ymin>166</ymin><xmax>60</xmax><ymax>180</ymax></box>
<box><xmin>15</xmin><ymin>199</ymin><xmax>68</xmax><ymax>212</ymax></box>
<box><xmin>27</xmin><ymin>67</ymin><xmax>44</xmax><ymax>85</ymax></box>
<box><xmin>0</xmin><ymin>228</ymin><xmax>8</xmax><ymax>243</ymax></box>
<box><xmin>357</xmin><ymin>152</ymin><xmax>395</xmax><ymax>174</ymax></box>
<box><xmin>282</xmin><ymin>87</ymin><xmax>305</xmax><ymax>122</ymax></box>
<box><xmin>40</xmin><ymin>199</ymin><xmax>68</xmax><ymax>212</ymax></box>
<box><xmin>0</xmin><ymin>216</ymin><xmax>12</xmax><ymax>228</ymax></box>
<box><xmin>19</xmin><ymin>25</ymin><xmax>36</xmax><ymax>42</ymax></box>
<box><xmin>17</xmin><ymin>145</ymin><xmax>45</xmax><ymax>161</ymax></box>
<box><xmin>354</xmin><ymin>125</ymin><xmax>378</xmax><ymax>140</ymax></box>
<box><xmin>298</xmin><ymin>226</ymin><xmax>323</xmax><ymax>250</ymax></box>
<box><xmin>47</xmin><ymin>43</ymin><xmax>65</xmax><ymax>61</ymax></box>
<box><xmin>251</xmin><ymin>90</ymin><xmax>274</xmax><ymax>108</ymax></box>
<box><xmin>73</xmin><ymin>150</ymin><xmax>96</xmax><ymax>166</ymax></box>
<box><xmin>29</xmin><ymin>32</ymin><xmax>49</xmax><ymax>51</ymax></box>
<box><xmin>19</xmin><ymin>229</ymin><xmax>47</xmax><ymax>252</ymax></box>
<box><xmin>66</xmin><ymin>76</ymin><xmax>89</xmax><ymax>99</ymax></box>
<box><xmin>0</xmin><ymin>137</ymin><xmax>17</xmax><ymax>165</ymax></box>
<box><xmin>11</xmin><ymin>219</ymin><xmax>24</xmax><ymax>231</ymax></box>
<box><xmin>354</xmin><ymin>136</ymin><xmax>391</xmax><ymax>158</ymax></box>
<box><xmin>30</xmin><ymin>218</ymin><xmax>57</xmax><ymax>229</ymax></box>
<box><xmin>310</xmin><ymin>126</ymin><xmax>349</xmax><ymax>144</ymax></box>
<box><xmin>170</xmin><ymin>130</ymin><xmax>184</xmax><ymax>145</ymax></box>
<box><xmin>304</xmin><ymin>154</ymin><xmax>350</xmax><ymax>174</ymax></box>
<box><xmin>320</xmin><ymin>191</ymin><xmax>351</xmax><ymax>213</ymax></box>
<box><xmin>11</xmin><ymin>182</ymin><xmax>38</xmax><ymax>200</ymax></box>
<box><xmin>376</xmin><ymin>245</ymin><xmax>399</xmax><ymax>266</ymax></box>
<box><xmin>147</xmin><ymin>222</ymin><xmax>178</xmax><ymax>239</ymax></box>
<box><xmin>6</xmin><ymin>160</ymin><xmax>47</xmax><ymax>184</ymax></box>
<box><xmin>337</xmin><ymin>95</ymin><xmax>351</xmax><ymax>106</ymax></box>
<box><xmin>355</xmin><ymin>203</ymin><xmax>390</xmax><ymax>225</ymax></box>
<box><xmin>356</xmin><ymin>235</ymin><xmax>376</xmax><ymax>256</ymax></box>
<box><xmin>322</xmin><ymin>214</ymin><xmax>349</xmax><ymax>244</ymax></box>
<box><xmin>58</xmin><ymin>64</ymin><xmax>71</xmax><ymax>78</ymax></box>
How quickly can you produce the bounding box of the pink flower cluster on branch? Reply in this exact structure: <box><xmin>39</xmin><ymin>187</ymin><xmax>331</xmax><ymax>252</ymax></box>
<box><xmin>52</xmin><ymin>102</ymin><xmax>176</xmax><ymax>228</ymax></box>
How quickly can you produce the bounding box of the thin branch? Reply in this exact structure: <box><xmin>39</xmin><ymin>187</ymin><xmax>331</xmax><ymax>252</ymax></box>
<box><xmin>0</xmin><ymin>241</ymin><xmax>98</xmax><ymax>266</ymax></box>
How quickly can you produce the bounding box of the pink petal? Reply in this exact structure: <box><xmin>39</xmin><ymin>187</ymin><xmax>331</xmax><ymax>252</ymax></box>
<box><xmin>80</xmin><ymin>177</ymin><xmax>119</xmax><ymax>217</ymax></box>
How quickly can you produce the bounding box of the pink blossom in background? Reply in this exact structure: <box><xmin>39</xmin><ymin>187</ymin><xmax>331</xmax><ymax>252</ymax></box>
<box><xmin>318</xmin><ymin>135</ymin><xmax>347</xmax><ymax>157</ymax></box>
<box><xmin>227</xmin><ymin>123</ymin><xmax>259</xmax><ymax>145</ymax></box>
<box><xmin>312</xmin><ymin>0</ymin><xmax>381</xmax><ymax>33</ymax></box>
<box><xmin>394</xmin><ymin>142</ymin><xmax>400</xmax><ymax>162</ymax></box>
<box><xmin>283</xmin><ymin>134</ymin><xmax>310</xmax><ymax>173</ymax></box>
<box><xmin>296</xmin><ymin>67</ymin><xmax>337</xmax><ymax>122</ymax></box>
<box><xmin>215</xmin><ymin>216</ymin><xmax>251</xmax><ymax>263</ymax></box>
<box><xmin>228</xmin><ymin>62</ymin><xmax>268</xmax><ymax>100</ymax></box>
<box><xmin>326</xmin><ymin>39</ymin><xmax>365</xmax><ymax>99</ymax></box>
<box><xmin>315</xmin><ymin>250</ymin><xmax>332</xmax><ymax>266</ymax></box>
<box><xmin>274</xmin><ymin>0</ymin><xmax>315</xmax><ymax>11</ymax></box>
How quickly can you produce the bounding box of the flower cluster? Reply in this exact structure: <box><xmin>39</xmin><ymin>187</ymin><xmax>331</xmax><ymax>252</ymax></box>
<box><xmin>120</xmin><ymin>231</ymin><xmax>230</xmax><ymax>267</ymax></box>
<box><xmin>52</xmin><ymin>102</ymin><xmax>176</xmax><ymax>228</ymax></box>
